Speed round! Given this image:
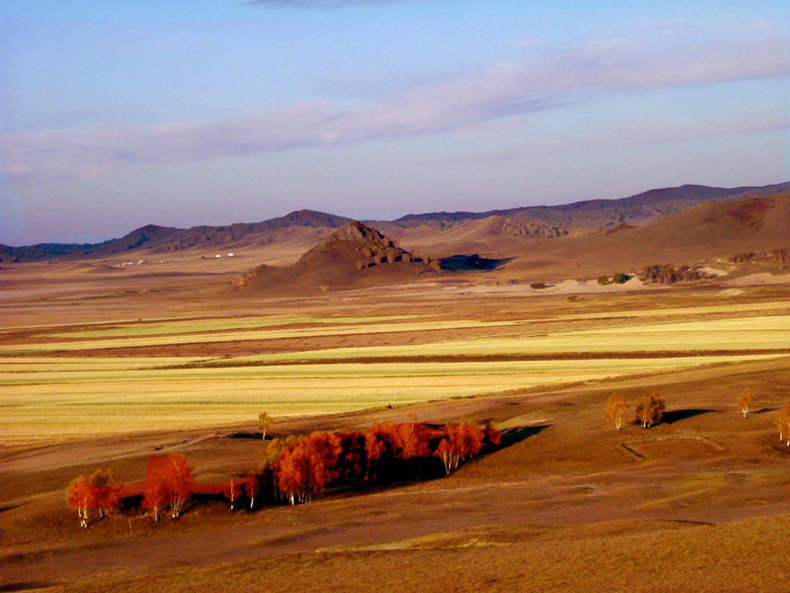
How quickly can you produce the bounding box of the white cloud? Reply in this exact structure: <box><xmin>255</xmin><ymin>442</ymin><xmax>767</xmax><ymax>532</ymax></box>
<box><xmin>433</xmin><ymin>110</ymin><xmax>790</xmax><ymax>166</ymax></box>
<box><xmin>2</xmin><ymin>36</ymin><xmax>787</xmax><ymax>185</ymax></box>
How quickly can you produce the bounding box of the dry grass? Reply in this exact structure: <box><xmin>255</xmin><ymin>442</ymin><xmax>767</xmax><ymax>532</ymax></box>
<box><xmin>4</xmin><ymin>261</ymin><xmax>790</xmax><ymax>592</ymax></box>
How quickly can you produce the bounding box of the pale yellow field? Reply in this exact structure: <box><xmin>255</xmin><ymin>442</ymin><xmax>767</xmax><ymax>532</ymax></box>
<box><xmin>0</xmin><ymin>318</ymin><xmax>517</xmax><ymax>354</ymax></box>
<box><xmin>215</xmin><ymin>314</ymin><xmax>790</xmax><ymax>363</ymax></box>
<box><xmin>2</xmin><ymin>303</ymin><xmax>790</xmax><ymax>446</ymax></box>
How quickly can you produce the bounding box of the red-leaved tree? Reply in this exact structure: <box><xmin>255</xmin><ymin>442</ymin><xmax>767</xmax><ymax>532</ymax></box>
<box><xmin>142</xmin><ymin>456</ymin><xmax>193</xmax><ymax>520</ymax></box>
<box><xmin>66</xmin><ymin>469</ymin><xmax>121</xmax><ymax>528</ymax></box>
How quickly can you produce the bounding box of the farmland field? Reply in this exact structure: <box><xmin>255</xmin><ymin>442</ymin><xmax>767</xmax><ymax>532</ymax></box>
<box><xmin>2</xmin><ymin>297</ymin><xmax>790</xmax><ymax>445</ymax></box>
<box><xmin>4</xmin><ymin>268</ymin><xmax>790</xmax><ymax>593</ymax></box>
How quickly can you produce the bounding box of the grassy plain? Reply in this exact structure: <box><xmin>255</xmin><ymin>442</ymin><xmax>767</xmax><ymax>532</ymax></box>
<box><xmin>3</xmin><ymin>259</ymin><xmax>790</xmax><ymax>592</ymax></box>
<box><xmin>3</xmin><ymin>305</ymin><xmax>788</xmax><ymax>445</ymax></box>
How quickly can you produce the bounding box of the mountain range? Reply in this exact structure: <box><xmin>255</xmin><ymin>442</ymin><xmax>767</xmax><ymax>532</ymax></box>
<box><xmin>3</xmin><ymin>182</ymin><xmax>789</xmax><ymax>265</ymax></box>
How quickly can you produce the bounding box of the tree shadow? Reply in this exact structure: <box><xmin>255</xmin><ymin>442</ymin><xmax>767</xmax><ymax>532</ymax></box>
<box><xmin>439</xmin><ymin>254</ymin><xmax>513</xmax><ymax>271</ymax></box>
<box><xmin>500</xmin><ymin>424</ymin><xmax>549</xmax><ymax>446</ymax></box>
<box><xmin>752</xmin><ymin>407</ymin><xmax>780</xmax><ymax>415</ymax></box>
<box><xmin>662</xmin><ymin>409</ymin><xmax>716</xmax><ymax>424</ymax></box>
<box><xmin>227</xmin><ymin>432</ymin><xmax>263</xmax><ymax>440</ymax></box>
<box><xmin>0</xmin><ymin>583</ymin><xmax>53</xmax><ymax>592</ymax></box>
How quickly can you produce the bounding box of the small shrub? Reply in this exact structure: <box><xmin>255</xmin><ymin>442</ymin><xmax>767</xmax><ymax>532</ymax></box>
<box><xmin>613</xmin><ymin>271</ymin><xmax>629</xmax><ymax>284</ymax></box>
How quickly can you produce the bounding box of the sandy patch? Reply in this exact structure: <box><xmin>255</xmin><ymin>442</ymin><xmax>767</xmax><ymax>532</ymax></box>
<box><xmin>717</xmin><ymin>288</ymin><xmax>744</xmax><ymax>298</ymax></box>
<box><xmin>726</xmin><ymin>272</ymin><xmax>790</xmax><ymax>286</ymax></box>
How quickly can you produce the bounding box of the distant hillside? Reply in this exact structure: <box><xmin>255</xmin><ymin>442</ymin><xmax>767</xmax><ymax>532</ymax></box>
<box><xmin>231</xmin><ymin>221</ymin><xmax>437</xmax><ymax>294</ymax></box>
<box><xmin>391</xmin><ymin>182</ymin><xmax>790</xmax><ymax>230</ymax></box>
<box><xmin>500</xmin><ymin>191</ymin><xmax>790</xmax><ymax>281</ymax></box>
<box><xmin>3</xmin><ymin>182</ymin><xmax>789</xmax><ymax>263</ymax></box>
<box><xmin>0</xmin><ymin>210</ymin><xmax>349</xmax><ymax>263</ymax></box>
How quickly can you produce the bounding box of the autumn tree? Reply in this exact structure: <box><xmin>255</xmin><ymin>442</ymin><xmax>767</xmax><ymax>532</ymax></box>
<box><xmin>244</xmin><ymin>474</ymin><xmax>261</xmax><ymax>509</ymax></box>
<box><xmin>605</xmin><ymin>392</ymin><xmax>628</xmax><ymax>430</ymax></box>
<box><xmin>776</xmin><ymin>402</ymin><xmax>790</xmax><ymax>446</ymax></box>
<box><xmin>636</xmin><ymin>394</ymin><xmax>665</xmax><ymax>428</ymax></box>
<box><xmin>66</xmin><ymin>475</ymin><xmax>93</xmax><ymax>528</ymax></box>
<box><xmin>142</xmin><ymin>472</ymin><xmax>167</xmax><ymax>522</ymax></box>
<box><xmin>434</xmin><ymin>421</ymin><xmax>486</xmax><ymax>474</ymax></box>
<box><xmin>165</xmin><ymin>456</ymin><xmax>192</xmax><ymax>518</ymax></box>
<box><xmin>225</xmin><ymin>477</ymin><xmax>241</xmax><ymax>511</ymax></box>
<box><xmin>66</xmin><ymin>469</ymin><xmax>120</xmax><ymax>528</ymax></box>
<box><xmin>258</xmin><ymin>412</ymin><xmax>274</xmax><ymax>440</ymax></box>
<box><xmin>737</xmin><ymin>389</ymin><xmax>754</xmax><ymax>418</ymax></box>
<box><xmin>274</xmin><ymin>441</ymin><xmax>310</xmax><ymax>504</ymax></box>
<box><xmin>143</xmin><ymin>455</ymin><xmax>193</xmax><ymax>520</ymax></box>
<box><xmin>364</xmin><ymin>425</ymin><xmax>389</xmax><ymax>481</ymax></box>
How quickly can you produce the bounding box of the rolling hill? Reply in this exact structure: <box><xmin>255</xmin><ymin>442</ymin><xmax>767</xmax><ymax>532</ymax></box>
<box><xmin>391</xmin><ymin>182</ymin><xmax>790</xmax><ymax>229</ymax></box>
<box><xmin>496</xmin><ymin>191</ymin><xmax>790</xmax><ymax>281</ymax></box>
<box><xmin>231</xmin><ymin>221</ymin><xmax>437</xmax><ymax>294</ymax></box>
<box><xmin>3</xmin><ymin>182</ymin><xmax>788</xmax><ymax>264</ymax></box>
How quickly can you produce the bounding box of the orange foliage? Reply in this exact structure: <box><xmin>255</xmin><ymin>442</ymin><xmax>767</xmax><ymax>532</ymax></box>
<box><xmin>66</xmin><ymin>469</ymin><xmax>121</xmax><ymax>527</ymax></box>
<box><xmin>66</xmin><ymin>422</ymin><xmax>503</xmax><ymax>526</ymax></box>
<box><xmin>142</xmin><ymin>455</ymin><xmax>193</xmax><ymax>520</ymax></box>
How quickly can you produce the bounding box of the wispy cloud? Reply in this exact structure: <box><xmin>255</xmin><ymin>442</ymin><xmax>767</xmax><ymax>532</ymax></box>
<box><xmin>2</xmin><ymin>36</ymin><xmax>787</xmax><ymax>185</ymax></box>
<box><xmin>433</xmin><ymin>110</ymin><xmax>790</xmax><ymax>166</ymax></box>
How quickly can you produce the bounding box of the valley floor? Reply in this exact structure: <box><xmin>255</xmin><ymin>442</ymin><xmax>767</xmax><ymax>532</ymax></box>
<box><xmin>2</xmin><ymin>260</ymin><xmax>790</xmax><ymax>591</ymax></box>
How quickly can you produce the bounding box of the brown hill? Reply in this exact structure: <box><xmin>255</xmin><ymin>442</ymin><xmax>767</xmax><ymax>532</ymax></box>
<box><xmin>231</xmin><ymin>221</ymin><xmax>438</xmax><ymax>293</ymax></box>
<box><xmin>500</xmin><ymin>192</ymin><xmax>790</xmax><ymax>281</ymax></box>
<box><xmin>5</xmin><ymin>182</ymin><xmax>789</xmax><ymax>264</ymax></box>
<box><xmin>0</xmin><ymin>210</ymin><xmax>349</xmax><ymax>263</ymax></box>
<box><xmin>391</xmin><ymin>182</ymin><xmax>790</xmax><ymax>230</ymax></box>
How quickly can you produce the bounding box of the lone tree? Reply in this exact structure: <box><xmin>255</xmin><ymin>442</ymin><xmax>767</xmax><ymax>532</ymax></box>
<box><xmin>636</xmin><ymin>394</ymin><xmax>665</xmax><ymax>428</ymax></box>
<box><xmin>736</xmin><ymin>388</ymin><xmax>754</xmax><ymax>418</ymax></box>
<box><xmin>258</xmin><ymin>412</ymin><xmax>274</xmax><ymax>440</ymax></box>
<box><xmin>776</xmin><ymin>402</ymin><xmax>790</xmax><ymax>446</ymax></box>
<box><xmin>605</xmin><ymin>393</ymin><xmax>628</xmax><ymax>430</ymax></box>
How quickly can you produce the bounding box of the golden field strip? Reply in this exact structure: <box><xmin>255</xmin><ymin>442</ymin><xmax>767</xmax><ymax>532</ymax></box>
<box><xmin>2</xmin><ymin>305</ymin><xmax>790</xmax><ymax>446</ymax></box>
<box><xmin>0</xmin><ymin>318</ymin><xmax>519</xmax><ymax>354</ymax></box>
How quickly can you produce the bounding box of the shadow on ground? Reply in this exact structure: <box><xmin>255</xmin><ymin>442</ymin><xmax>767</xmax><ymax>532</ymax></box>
<box><xmin>662</xmin><ymin>409</ymin><xmax>716</xmax><ymax>424</ymax></box>
<box><xmin>440</xmin><ymin>254</ymin><xmax>513</xmax><ymax>272</ymax></box>
<box><xmin>501</xmin><ymin>425</ymin><xmax>549</xmax><ymax>446</ymax></box>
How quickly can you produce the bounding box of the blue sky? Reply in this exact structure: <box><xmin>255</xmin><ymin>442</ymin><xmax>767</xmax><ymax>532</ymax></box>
<box><xmin>1</xmin><ymin>1</ymin><xmax>789</xmax><ymax>245</ymax></box>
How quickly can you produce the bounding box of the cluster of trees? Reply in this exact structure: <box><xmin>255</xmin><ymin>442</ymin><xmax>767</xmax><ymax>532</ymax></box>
<box><xmin>607</xmin><ymin>388</ymin><xmax>790</xmax><ymax>445</ymax></box>
<box><xmin>605</xmin><ymin>393</ymin><xmax>665</xmax><ymax>430</ymax></box>
<box><xmin>264</xmin><ymin>422</ymin><xmax>499</xmax><ymax>505</ymax></box>
<box><xmin>66</xmin><ymin>469</ymin><xmax>120</xmax><ymax>528</ymax></box>
<box><xmin>141</xmin><ymin>456</ymin><xmax>194</xmax><ymax>521</ymax></box>
<box><xmin>606</xmin><ymin>389</ymin><xmax>762</xmax><ymax>431</ymax></box>
<box><xmin>66</xmin><ymin>422</ymin><xmax>500</xmax><ymax>527</ymax></box>
<box><xmin>731</xmin><ymin>248</ymin><xmax>790</xmax><ymax>265</ymax></box>
<box><xmin>638</xmin><ymin>264</ymin><xmax>707</xmax><ymax>285</ymax></box>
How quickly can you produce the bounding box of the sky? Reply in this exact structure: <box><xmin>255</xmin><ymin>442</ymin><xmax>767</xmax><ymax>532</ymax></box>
<box><xmin>1</xmin><ymin>1</ymin><xmax>789</xmax><ymax>245</ymax></box>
